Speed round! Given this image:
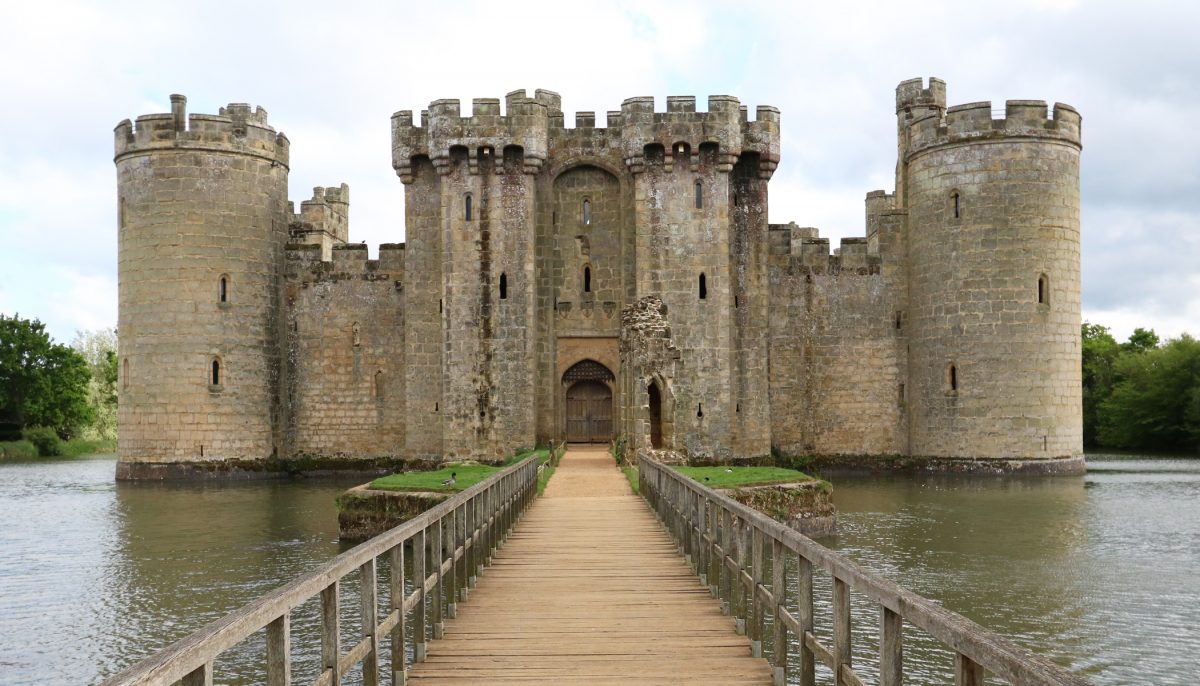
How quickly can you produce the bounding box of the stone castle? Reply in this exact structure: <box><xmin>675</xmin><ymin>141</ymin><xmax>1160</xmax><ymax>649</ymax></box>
<box><xmin>113</xmin><ymin>77</ymin><xmax>1084</xmax><ymax>478</ymax></box>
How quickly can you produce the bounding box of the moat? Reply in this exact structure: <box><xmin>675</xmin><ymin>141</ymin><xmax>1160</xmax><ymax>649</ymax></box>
<box><xmin>1</xmin><ymin>455</ymin><xmax>1196</xmax><ymax>684</ymax></box>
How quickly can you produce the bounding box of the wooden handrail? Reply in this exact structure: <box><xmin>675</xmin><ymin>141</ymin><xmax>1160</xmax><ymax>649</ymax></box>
<box><xmin>100</xmin><ymin>453</ymin><xmax>542</xmax><ymax>686</ymax></box>
<box><xmin>638</xmin><ymin>456</ymin><xmax>1092</xmax><ymax>686</ymax></box>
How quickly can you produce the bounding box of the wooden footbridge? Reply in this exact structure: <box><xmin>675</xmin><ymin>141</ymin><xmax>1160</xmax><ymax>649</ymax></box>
<box><xmin>101</xmin><ymin>447</ymin><xmax>1091</xmax><ymax>686</ymax></box>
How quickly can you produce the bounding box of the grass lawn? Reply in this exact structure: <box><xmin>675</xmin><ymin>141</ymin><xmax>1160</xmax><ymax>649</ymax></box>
<box><xmin>673</xmin><ymin>465</ymin><xmax>813</xmax><ymax>488</ymax></box>
<box><xmin>370</xmin><ymin>447</ymin><xmax>556</xmax><ymax>494</ymax></box>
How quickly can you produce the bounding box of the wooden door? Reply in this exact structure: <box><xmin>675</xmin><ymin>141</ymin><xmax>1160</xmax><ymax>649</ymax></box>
<box><xmin>566</xmin><ymin>380</ymin><xmax>613</xmax><ymax>443</ymax></box>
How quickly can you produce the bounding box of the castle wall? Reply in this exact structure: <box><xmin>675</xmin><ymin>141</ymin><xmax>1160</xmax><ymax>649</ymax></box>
<box><xmin>284</xmin><ymin>244</ymin><xmax>406</xmax><ymax>459</ymax></box>
<box><xmin>115</xmin><ymin>98</ymin><xmax>289</xmax><ymax>469</ymax></box>
<box><xmin>767</xmin><ymin>227</ymin><xmax>907</xmax><ymax>457</ymax></box>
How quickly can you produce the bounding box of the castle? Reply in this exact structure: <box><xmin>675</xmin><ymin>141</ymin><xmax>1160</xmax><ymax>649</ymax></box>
<box><xmin>113</xmin><ymin>78</ymin><xmax>1084</xmax><ymax>479</ymax></box>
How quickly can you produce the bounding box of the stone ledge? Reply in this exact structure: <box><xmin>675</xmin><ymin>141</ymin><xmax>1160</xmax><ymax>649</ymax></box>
<box><xmin>336</xmin><ymin>484</ymin><xmax>447</xmax><ymax>542</ymax></box>
<box><xmin>794</xmin><ymin>453</ymin><xmax>1086</xmax><ymax>476</ymax></box>
<box><xmin>723</xmin><ymin>482</ymin><xmax>837</xmax><ymax>538</ymax></box>
<box><xmin>114</xmin><ymin>455</ymin><xmax>428</xmax><ymax>481</ymax></box>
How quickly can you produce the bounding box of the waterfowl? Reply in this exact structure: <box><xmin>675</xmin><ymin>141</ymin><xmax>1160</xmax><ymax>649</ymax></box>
<box><xmin>441</xmin><ymin>472</ymin><xmax>457</xmax><ymax>487</ymax></box>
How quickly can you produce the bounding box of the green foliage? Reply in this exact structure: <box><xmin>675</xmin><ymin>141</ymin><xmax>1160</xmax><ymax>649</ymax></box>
<box><xmin>0</xmin><ymin>315</ymin><xmax>94</xmax><ymax>437</ymax></box>
<box><xmin>71</xmin><ymin>329</ymin><xmax>119</xmax><ymax>441</ymax></box>
<box><xmin>1082</xmin><ymin>322</ymin><xmax>1120</xmax><ymax>447</ymax></box>
<box><xmin>622</xmin><ymin>465</ymin><xmax>639</xmax><ymax>494</ymax></box>
<box><xmin>673</xmin><ymin>465</ymin><xmax>813</xmax><ymax>488</ymax></box>
<box><xmin>0</xmin><ymin>440</ymin><xmax>38</xmax><ymax>460</ymax></box>
<box><xmin>22</xmin><ymin>426</ymin><xmax>63</xmax><ymax>456</ymax></box>
<box><xmin>1097</xmin><ymin>334</ymin><xmax>1200</xmax><ymax>452</ymax></box>
<box><xmin>610</xmin><ymin>435</ymin><xmax>626</xmax><ymax>465</ymax></box>
<box><xmin>60</xmin><ymin>437</ymin><xmax>117</xmax><ymax>457</ymax></box>
<box><xmin>1122</xmin><ymin>327</ymin><xmax>1160</xmax><ymax>354</ymax></box>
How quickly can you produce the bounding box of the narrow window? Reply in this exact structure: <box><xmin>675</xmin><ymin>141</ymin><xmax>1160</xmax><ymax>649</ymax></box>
<box><xmin>583</xmin><ymin>266</ymin><xmax>592</xmax><ymax>293</ymax></box>
<box><xmin>122</xmin><ymin>358</ymin><xmax>129</xmax><ymax>389</ymax></box>
<box><xmin>951</xmin><ymin>192</ymin><xmax>961</xmax><ymax>219</ymax></box>
<box><xmin>734</xmin><ymin>295</ymin><xmax>739</xmax><ymax>309</ymax></box>
<box><xmin>1038</xmin><ymin>274</ymin><xmax>1049</xmax><ymax>305</ymax></box>
<box><xmin>948</xmin><ymin>364</ymin><xmax>958</xmax><ymax>392</ymax></box>
<box><xmin>374</xmin><ymin>370</ymin><xmax>384</xmax><ymax>399</ymax></box>
<box><xmin>694</xmin><ymin>180</ymin><xmax>703</xmax><ymax>209</ymax></box>
<box><xmin>583</xmin><ymin>199</ymin><xmax>591</xmax><ymax>225</ymax></box>
<box><xmin>352</xmin><ymin>322</ymin><xmax>361</xmax><ymax>347</ymax></box>
<box><xmin>211</xmin><ymin>359</ymin><xmax>221</xmax><ymax>386</ymax></box>
<box><xmin>899</xmin><ymin>383</ymin><xmax>906</xmax><ymax>403</ymax></box>
<box><xmin>119</xmin><ymin>197</ymin><xmax>125</xmax><ymax>230</ymax></box>
<box><xmin>464</xmin><ymin>194</ymin><xmax>473</xmax><ymax>221</ymax></box>
<box><xmin>697</xmin><ymin>402</ymin><xmax>704</xmax><ymax>418</ymax></box>
<box><xmin>434</xmin><ymin>402</ymin><xmax>439</xmax><ymax>412</ymax></box>
<box><xmin>439</xmin><ymin>299</ymin><xmax>443</xmax><ymax>314</ymax></box>
<box><xmin>499</xmin><ymin>272</ymin><xmax>508</xmax><ymax>300</ymax></box>
<box><xmin>894</xmin><ymin>310</ymin><xmax>903</xmax><ymax>330</ymax></box>
<box><xmin>699</xmin><ymin>273</ymin><xmax>707</xmax><ymax>300</ymax></box>
<box><xmin>735</xmin><ymin>402</ymin><xmax>741</xmax><ymax>413</ymax></box>
<box><xmin>218</xmin><ymin>276</ymin><xmax>228</xmax><ymax>303</ymax></box>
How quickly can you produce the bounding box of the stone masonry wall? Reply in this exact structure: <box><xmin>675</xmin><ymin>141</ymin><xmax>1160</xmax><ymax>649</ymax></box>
<box><xmin>115</xmin><ymin>97</ymin><xmax>288</xmax><ymax>468</ymax></box>
<box><xmin>284</xmin><ymin>244</ymin><xmax>406</xmax><ymax>458</ymax></box>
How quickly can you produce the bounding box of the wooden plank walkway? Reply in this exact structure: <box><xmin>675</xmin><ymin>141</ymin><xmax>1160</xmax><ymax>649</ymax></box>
<box><xmin>407</xmin><ymin>445</ymin><xmax>774</xmax><ymax>685</ymax></box>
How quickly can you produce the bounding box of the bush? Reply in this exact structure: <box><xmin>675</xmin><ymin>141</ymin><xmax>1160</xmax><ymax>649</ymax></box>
<box><xmin>0</xmin><ymin>440</ymin><xmax>38</xmax><ymax>460</ymax></box>
<box><xmin>22</xmin><ymin>426</ymin><xmax>63</xmax><ymax>457</ymax></box>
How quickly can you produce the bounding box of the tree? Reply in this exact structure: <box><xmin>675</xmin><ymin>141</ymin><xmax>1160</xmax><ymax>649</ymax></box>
<box><xmin>0</xmin><ymin>314</ymin><xmax>93</xmax><ymax>437</ymax></box>
<box><xmin>1098</xmin><ymin>334</ymin><xmax>1200</xmax><ymax>452</ymax></box>
<box><xmin>72</xmin><ymin>328</ymin><xmax>119</xmax><ymax>440</ymax></box>
<box><xmin>1122</xmin><ymin>327</ymin><xmax>1160</xmax><ymax>354</ymax></box>
<box><xmin>1081</xmin><ymin>322</ymin><xmax>1120</xmax><ymax>447</ymax></box>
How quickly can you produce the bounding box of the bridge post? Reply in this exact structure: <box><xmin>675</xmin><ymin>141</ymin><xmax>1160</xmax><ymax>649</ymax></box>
<box><xmin>446</xmin><ymin>510</ymin><xmax>458</xmax><ymax>619</ymax></box>
<box><xmin>771</xmin><ymin>538</ymin><xmax>787</xmax><ymax>686</ymax></box>
<box><xmin>833</xmin><ymin>577</ymin><xmax>852</xmax><ymax>684</ymax></box>
<box><xmin>413</xmin><ymin>529</ymin><xmax>427</xmax><ymax>662</ymax></box>
<box><xmin>389</xmin><ymin>543</ymin><xmax>407</xmax><ymax>685</ymax></box>
<box><xmin>432</xmin><ymin>518</ymin><xmax>444</xmax><ymax>638</ymax></box>
<box><xmin>750</xmin><ymin>527</ymin><xmax>764</xmax><ymax>657</ymax></box>
<box><xmin>881</xmin><ymin>606</ymin><xmax>903</xmax><ymax>686</ymax></box>
<box><xmin>320</xmin><ymin>581</ymin><xmax>341</xmax><ymax>685</ymax></box>
<box><xmin>360</xmin><ymin>558</ymin><xmax>380</xmax><ymax>686</ymax></box>
<box><xmin>798</xmin><ymin>556</ymin><xmax>815</xmax><ymax>686</ymax></box>
<box><xmin>266</xmin><ymin>614</ymin><xmax>290</xmax><ymax>686</ymax></box>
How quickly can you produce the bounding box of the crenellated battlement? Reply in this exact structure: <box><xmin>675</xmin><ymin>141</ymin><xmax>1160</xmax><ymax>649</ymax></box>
<box><xmin>114</xmin><ymin>95</ymin><xmax>290</xmax><ymax>166</ymax></box>
<box><xmin>903</xmin><ymin>95</ymin><xmax>1081</xmax><ymax>159</ymax></box>
<box><xmin>285</xmin><ymin>242</ymin><xmax>406</xmax><ymax>284</ymax></box>
<box><xmin>289</xmin><ymin>183</ymin><xmax>350</xmax><ymax>246</ymax></box>
<box><xmin>768</xmin><ymin>224</ymin><xmax>882</xmax><ymax>274</ymax></box>
<box><xmin>391</xmin><ymin>91</ymin><xmax>780</xmax><ymax>181</ymax></box>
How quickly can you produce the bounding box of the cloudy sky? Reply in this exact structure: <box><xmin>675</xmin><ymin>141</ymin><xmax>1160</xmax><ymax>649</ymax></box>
<box><xmin>1</xmin><ymin>0</ymin><xmax>1196</xmax><ymax>345</ymax></box>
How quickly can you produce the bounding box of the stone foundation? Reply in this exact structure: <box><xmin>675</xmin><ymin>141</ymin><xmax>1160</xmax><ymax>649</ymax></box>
<box><xmin>795</xmin><ymin>454</ymin><xmax>1087</xmax><ymax>477</ymax></box>
<box><xmin>723</xmin><ymin>482</ymin><xmax>837</xmax><ymax>538</ymax></box>
<box><xmin>335</xmin><ymin>484</ymin><xmax>448</xmax><ymax>541</ymax></box>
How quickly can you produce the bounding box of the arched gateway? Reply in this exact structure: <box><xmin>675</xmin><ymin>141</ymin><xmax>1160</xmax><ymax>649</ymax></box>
<box><xmin>563</xmin><ymin>360</ymin><xmax>614</xmax><ymax>443</ymax></box>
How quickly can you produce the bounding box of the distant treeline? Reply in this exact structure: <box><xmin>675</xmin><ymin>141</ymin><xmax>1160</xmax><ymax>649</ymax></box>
<box><xmin>0</xmin><ymin>314</ymin><xmax>116</xmax><ymax>457</ymax></box>
<box><xmin>1083</xmin><ymin>323</ymin><xmax>1200</xmax><ymax>453</ymax></box>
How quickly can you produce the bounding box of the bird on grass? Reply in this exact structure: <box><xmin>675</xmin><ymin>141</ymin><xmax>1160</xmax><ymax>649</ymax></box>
<box><xmin>441</xmin><ymin>472</ymin><xmax>457</xmax><ymax>487</ymax></box>
<box><xmin>724</xmin><ymin>467</ymin><xmax>733</xmax><ymax>473</ymax></box>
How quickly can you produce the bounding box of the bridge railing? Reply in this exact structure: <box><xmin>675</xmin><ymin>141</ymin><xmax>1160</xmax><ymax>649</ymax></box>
<box><xmin>101</xmin><ymin>453</ymin><xmax>542</xmax><ymax>686</ymax></box>
<box><xmin>639</xmin><ymin>457</ymin><xmax>1092</xmax><ymax>686</ymax></box>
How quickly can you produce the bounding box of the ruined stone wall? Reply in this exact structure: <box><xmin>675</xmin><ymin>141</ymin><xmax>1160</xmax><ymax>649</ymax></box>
<box><xmin>115</xmin><ymin>96</ymin><xmax>288</xmax><ymax>469</ymax></box>
<box><xmin>284</xmin><ymin>244</ymin><xmax>405</xmax><ymax>458</ymax></box>
<box><xmin>767</xmin><ymin>226</ymin><xmax>906</xmax><ymax>457</ymax></box>
<box><xmin>902</xmin><ymin>92</ymin><xmax>1083</xmax><ymax>460</ymax></box>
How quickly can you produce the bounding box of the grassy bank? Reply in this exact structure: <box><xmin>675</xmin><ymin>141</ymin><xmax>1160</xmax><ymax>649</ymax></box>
<box><xmin>368</xmin><ymin>446</ymin><xmax>561</xmax><ymax>494</ymax></box>
<box><xmin>673</xmin><ymin>465</ymin><xmax>814</xmax><ymax>488</ymax></box>
<box><xmin>0</xmin><ymin>436</ymin><xmax>115</xmax><ymax>460</ymax></box>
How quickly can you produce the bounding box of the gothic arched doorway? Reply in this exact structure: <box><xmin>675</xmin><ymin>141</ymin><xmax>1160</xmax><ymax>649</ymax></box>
<box><xmin>563</xmin><ymin>360</ymin><xmax>614</xmax><ymax>443</ymax></box>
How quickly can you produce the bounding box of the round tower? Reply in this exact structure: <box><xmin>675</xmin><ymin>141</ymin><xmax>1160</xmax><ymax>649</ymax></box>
<box><xmin>899</xmin><ymin>79</ymin><xmax>1083</xmax><ymax>468</ymax></box>
<box><xmin>114</xmin><ymin>95</ymin><xmax>290</xmax><ymax>477</ymax></box>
